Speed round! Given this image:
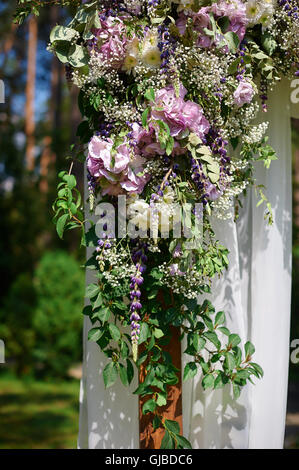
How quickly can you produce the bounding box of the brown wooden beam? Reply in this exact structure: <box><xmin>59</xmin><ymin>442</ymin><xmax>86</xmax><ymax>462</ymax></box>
<box><xmin>139</xmin><ymin>326</ymin><xmax>183</xmax><ymax>449</ymax></box>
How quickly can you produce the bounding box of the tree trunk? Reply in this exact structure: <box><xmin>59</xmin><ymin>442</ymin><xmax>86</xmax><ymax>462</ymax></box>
<box><xmin>25</xmin><ymin>15</ymin><xmax>38</xmax><ymax>172</ymax></box>
<box><xmin>39</xmin><ymin>6</ymin><xmax>63</xmax><ymax>193</ymax></box>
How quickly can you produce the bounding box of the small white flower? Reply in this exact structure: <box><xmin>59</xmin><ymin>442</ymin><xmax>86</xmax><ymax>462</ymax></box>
<box><xmin>141</xmin><ymin>30</ymin><xmax>161</xmax><ymax>68</ymax></box>
<box><xmin>246</xmin><ymin>0</ymin><xmax>262</xmax><ymax>24</ymax></box>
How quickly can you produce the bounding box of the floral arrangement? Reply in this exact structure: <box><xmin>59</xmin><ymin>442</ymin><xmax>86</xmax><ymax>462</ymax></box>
<box><xmin>15</xmin><ymin>0</ymin><xmax>299</xmax><ymax>449</ymax></box>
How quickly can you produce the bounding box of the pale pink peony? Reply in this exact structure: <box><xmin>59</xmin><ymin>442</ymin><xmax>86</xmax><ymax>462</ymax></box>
<box><xmin>233</xmin><ymin>81</ymin><xmax>254</xmax><ymax>107</ymax></box>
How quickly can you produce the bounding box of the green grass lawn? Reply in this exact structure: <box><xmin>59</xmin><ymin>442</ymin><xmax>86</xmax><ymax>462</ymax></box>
<box><xmin>0</xmin><ymin>373</ymin><xmax>80</xmax><ymax>449</ymax></box>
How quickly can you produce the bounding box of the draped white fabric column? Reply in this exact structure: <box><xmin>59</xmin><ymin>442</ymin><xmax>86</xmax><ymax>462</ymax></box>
<box><xmin>183</xmin><ymin>78</ymin><xmax>297</xmax><ymax>449</ymax></box>
<box><xmin>78</xmin><ymin>79</ymin><xmax>298</xmax><ymax>449</ymax></box>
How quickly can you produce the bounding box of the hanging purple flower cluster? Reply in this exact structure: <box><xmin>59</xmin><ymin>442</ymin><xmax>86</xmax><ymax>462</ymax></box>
<box><xmin>129</xmin><ymin>241</ymin><xmax>148</xmax><ymax>361</ymax></box>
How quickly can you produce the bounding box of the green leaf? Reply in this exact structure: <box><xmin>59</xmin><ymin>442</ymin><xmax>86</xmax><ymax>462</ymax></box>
<box><xmin>165</xmin><ymin>419</ymin><xmax>181</xmax><ymax>434</ymax></box>
<box><xmin>218</xmin><ymin>326</ymin><xmax>230</xmax><ymax>336</ymax></box>
<box><xmin>50</xmin><ymin>25</ymin><xmax>78</xmax><ymax>43</ymax></box>
<box><xmin>176</xmin><ymin>435</ymin><xmax>192</xmax><ymax>449</ymax></box>
<box><xmin>95</xmin><ymin>306</ymin><xmax>111</xmax><ymax>323</ymax></box>
<box><xmin>204</xmin><ymin>331</ymin><xmax>221</xmax><ymax>350</ymax></box>
<box><xmin>161</xmin><ymin>429</ymin><xmax>174</xmax><ymax>449</ymax></box>
<box><xmin>144</xmin><ymin>88</ymin><xmax>155</xmax><ymax>102</ymax></box>
<box><xmin>139</xmin><ymin>323</ymin><xmax>150</xmax><ymax>344</ymax></box>
<box><xmin>224</xmin><ymin>31</ymin><xmax>240</xmax><ymax>53</ymax></box>
<box><xmin>109</xmin><ymin>324</ymin><xmax>121</xmax><ymax>342</ymax></box>
<box><xmin>156</xmin><ymin>393</ymin><xmax>167</xmax><ymax>407</ymax></box>
<box><xmin>56</xmin><ymin>214</ymin><xmax>69</xmax><ymax>239</ymax></box>
<box><xmin>214</xmin><ymin>371</ymin><xmax>229</xmax><ymax>389</ymax></box>
<box><xmin>166</xmin><ymin>136</ymin><xmax>175</xmax><ymax>156</ymax></box>
<box><xmin>85</xmin><ymin>283</ymin><xmax>100</xmax><ymax>299</ymax></box>
<box><xmin>68</xmin><ymin>44</ymin><xmax>89</xmax><ymax>68</ymax></box>
<box><xmin>153</xmin><ymin>415</ymin><xmax>161</xmax><ymax>431</ymax></box>
<box><xmin>228</xmin><ymin>334</ymin><xmax>241</xmax><ymax>348</ymax></box>
<box><xmin>126</xmin><ymin>359</ymin><xmax>134</xmax><ymax>384</ymax></box>
<box><xmin>202</xmin><ymin>373</ymin><xmax>215</xmax><ymax>390</ymax></box>
<box><xmin>142</xmin><ymin>107</ymin><xmax>150</xmax><ymax>128</ymax></box>
<box><xmin>83</xmin><ymin>305</ymin><xmax>92</xmax><ymax>317</ymax></box>
<box><xmin>215</xmin><ymin>311</ymin><xmax>226</xmax><ymax>325</ymax></box>
<box><xmin>233</xmin><ymin>383</ymin><xmax>241</xmax><ymax>399</ymax></box>
<box><xmin>119</xmin><ymin>363</ymin><xmax>128</xmax><ymax>386</ymax></box>
<box><xmin>91</xmin><ymin>292</ymin><xmax>103</xmax><ymax>310</ymax></box>
<box><xmin>88</xmin><ymin>327</ymin><xmax>103</xmax><ymax>342</ymax></box>
<box><xmin>103</xmin><ymin>362</ymin><xmax>118</xmax><ymax>388</ymax></box>
<box><xmin>142</xmin><ymin>399</ymin><xmax>157</xmax><ymax>414</ymax></box>
<box><xmin>224</xmin><ymin>352</ymin><xmax>236</xmax><ymax>372</ymax></box>
<box><xmin>55</xmin><ymin>41</ymin><xmax>71</xmax><ymax>64</ymax></box>
<box><xmin>261</xmin><ymin>33</ymin><xmax>277</xmax><ymax>56</ymax></box>
<box><xmin>245</xmin><ymin>341</ymin><xmax>255</xmax><ymax>359</ymax></box>
<box><xmin>249</xmin><ymin>362</ymin><xmax>264</xmax><ymax>378</ymax></box>
<box><xmin>183</xmin><ymin>362</ymin><xmax>198</xmax><ymax>381</ymax></box>
<box><xmin>120</xmin><ymin>340</ymin><xmax>129</xmax><ymax>359</ymax></box>
<box><xmin>154</xmin><ymin>328</ymin><xmax>164</xmax><ymax>339</ymax></box>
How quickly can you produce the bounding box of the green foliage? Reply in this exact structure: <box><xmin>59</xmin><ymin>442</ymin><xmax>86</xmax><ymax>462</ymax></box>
<box><xmin>0</xmin><ymin>251</ymin><xmax>84</xmax><ymax>377</ymax></box>
<box><xmin>83</xmin><ymin>251</ymin><xmax>263</xmax><ymax>450</ymax></box>
<box><xmin>0</xmin><ymin>273</ymin><xmax>36</xmax><ymax>376</ymax></box>
<box><xmin>53</xmin><ymin>171</ymin><xmax>85</xmax><ymax>244</ymax></box>
<box><xmin>0</xmin><ymin>375</ymin><xmax>80</xmax><ymax>449</ymax></box>
<box><xmin>33</xmin><ymin>251</ymin><xmax>84</xmax><ymax>377</ymax></box>
<box><xmin>14</xmin><ymin>0</ymin><xmax>81</xmax><ymax>24</ymax></box>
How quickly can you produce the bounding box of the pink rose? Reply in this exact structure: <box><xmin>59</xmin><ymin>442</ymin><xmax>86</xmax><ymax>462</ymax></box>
<box><xmin>233</xmin><ymin>81</ymin><xmax>254</xmax><ymax>107</ymax></box>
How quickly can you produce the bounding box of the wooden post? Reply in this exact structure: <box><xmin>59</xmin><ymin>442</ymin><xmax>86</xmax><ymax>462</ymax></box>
<box><xmin>139</xmin><ymin>325</ymin><xmax>183</xmax><ymax>449</ymax></box>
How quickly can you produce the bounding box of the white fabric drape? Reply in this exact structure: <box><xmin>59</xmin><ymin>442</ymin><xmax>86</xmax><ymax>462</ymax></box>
<box><xmin>78</xmin><ymin>79</ymin><xmax>298</xmax><ymax>449</ymax></box>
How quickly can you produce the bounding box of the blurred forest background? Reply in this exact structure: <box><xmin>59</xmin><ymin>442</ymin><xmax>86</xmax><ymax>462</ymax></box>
<box><xmin>0</xmin><ymin>0</ymin><xmax>298</xmax><ymax>449</ymax></box>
